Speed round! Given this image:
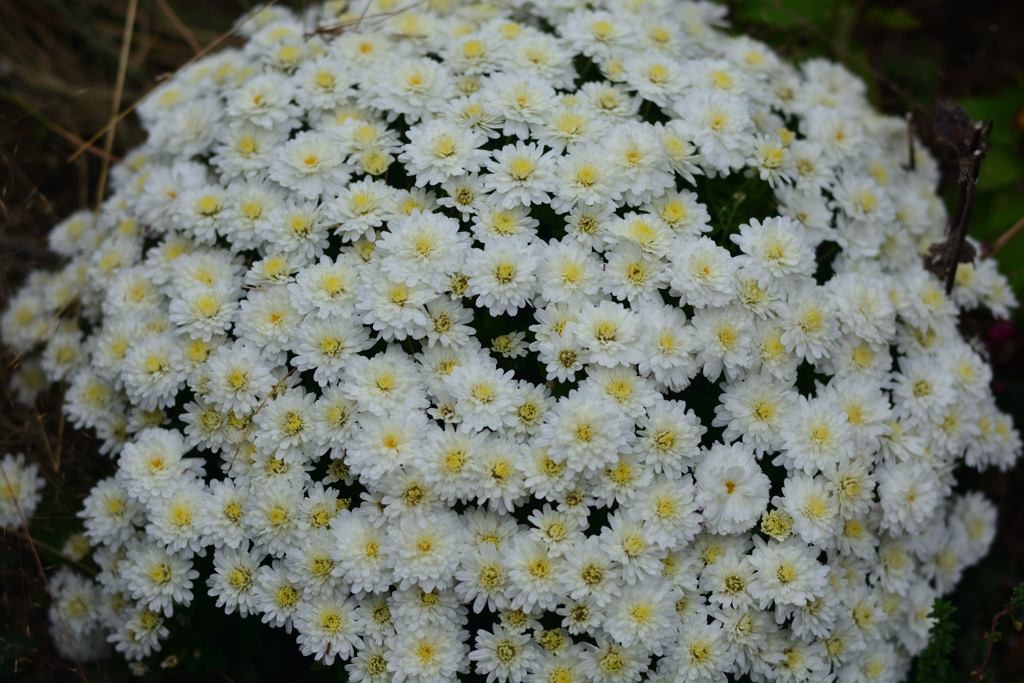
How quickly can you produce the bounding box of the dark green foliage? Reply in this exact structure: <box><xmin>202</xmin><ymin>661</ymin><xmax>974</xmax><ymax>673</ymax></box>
<box><xmin>915</xmin><ymin>600</ymin><xmax>957</xmax><ymax>683</ymax></box>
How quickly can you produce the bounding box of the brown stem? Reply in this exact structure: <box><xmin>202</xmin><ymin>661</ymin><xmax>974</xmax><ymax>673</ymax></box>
<box><xmin>906</xmin><ymin>112</ymin><xmax>916</xmax><ymax>171</ymax></box>
<box><xmin>945</xmin><ymin>149</ymin><xmax>982</xmax><ymax>294</ymax></box>
<box><xmin>973</xmin><ymin>606</ymin><xmax>1010</xmax><ymax>682</ymax></box>
<box><xmin>989</xmin><ymin>215</ymin><xmax>1024</xmax><ymax>256</ymax></box>
<box><xmin>0</xmin><ymin>463</ymin><xmax>89</xmax><ymax>683</ymax></box>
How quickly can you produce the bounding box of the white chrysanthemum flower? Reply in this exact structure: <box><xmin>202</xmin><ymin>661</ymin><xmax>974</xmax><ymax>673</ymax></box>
<box><xmin>285</xmin><ymin>530</ymin><xmax>342</xmax><ymax>598</ymax></box>
<box><xmin>443</xmin><ymin>364</ymin><xmax>520</xmax><ymax>433</ymax></box>
<box><xmin>401</xmin><ymin>119</ymin><xmax>488</xmax><ymax>187</ymax></box>
<box><xmin>672</xmin><ymin>88</ymin><xmax>755</xmax><ymax>173</ymax></box>
<box><xmin>378</xmin><ymin>210</ymin><xmax>471</xmax><ymax>291</ymax></box>
<box><xmin>370</xmin><ymin>57</ymin><xmax>452</xmax><ymax>123</ymax></box>
<box><xmin>236</xmin><ymin>285</ymin><xmax>302</xmax><ymax>355</ymax></box>
<box><xmin>116</xmin><ymin>427</ymin><xmax>203</xmax><ymax>505</ymax></box>
<box><xmin>663</xmin><ymin>619</ymin><xmax>734</xmax><ymax>683</ymax></box>
<box><xmin>252</xmin><ymin>388</ymin><xmax>317</xmax><ymax>464</ymax></box>
<box><xmin>286</xmin><ymin>256</ymin><xmax>358</xmax><ymax>320</ymax></box>
<box><xmin>626</xmin><ymin>474</ymin><xmax>701</xmax><ymax>549</ymax></box>
<box><xmin>385</xmin><ymin>626</ymin><xmax>469</xmax><ymax>683</ymax></box>
<box><xmin>0</xmin><ymin>452</ymin><xmax>46</xmax><ymax>529</ymax></box>
<box><xmin>124</xmin><ymin>543</ymin><xmax>198</xmax><ymax>617</ymax></box>
<box><xmin>253</xmin><ymin>561</ymin><xmax>301</xmax><ymax>630</ymax></box>
<box><xmin>775</xmin><ymin>473</ymin><xmax>839</xmax><ymax>547</ymax></box>
<box><xmin>146</xmin><ymin>481</ymin><xmax>206</xmax><ymax>558</ymax></box>
<box><xmin>439</xmin><ymin>173</ymin><xmax>492</xmax><ymax>219</ymax></box>
<box><xmin>207</xmin><ymin>544</ymin><xmax>262</xmax><ymax>616</ymax></box>
<box><xmin>714</xmin><ymin>373</ymin><xmax>796</xmax><ymax>455</ymax></box>
<box><xmin>259</xmin><ymin>200</ymin><xmax>330</xmax><ymax>259</ymax></box>
<box><xmin>482</xmin><ymin>71</ymin><xmax>559</xmax><ymax>139</ymax></box>
<box><xmin>200</xmin><ymin>478</ymin><xmax>249</xmax><ymax>550</ymax></box>
<box><xmin>536</xmin><ymin>238</ymin><xmax>603</xmax><ymax>307</ymax></box>
<box><xmin>731</xmin><ymin>217</ymin><xmax>814</xmax><ymax>292</ymax></box>
<box><xmin>384</xmin><ymin>511</ymin><xmax>465</xmax><ymax>592</ymax></box>
<box><xmin>695</xmin><ymin>442</ymin><xmax>770</xmax><ymax>535</ymax></box>
<box><xmin>603</xmin><ymin>244</ymin><xmax>670</xmax><ymax>306</ymax></box>
<box><xmin>343</xmin><ymin>346</ymin><xmax>427</xmax><ymax>418</ymax></box>
<box><xmin>669</xmin><ymin>236</ymin><xmax>737</xmax><ymax>308</ymax></box>
<box><xmin>295</xmin><ymin>592</ymin><xmax>363</xmax><ymax>665</ymax></box>
<box><xmin>504</xmin><ymin>535</ymin><xmax>562</xmax><ymax>612</ymax></box>
<box><xmin>469</xmin><ymin>624</ymin><xmax>537</xmax><ymax>683</ymax></box>
<box><xmin>600</xmin><ymin>512</ymin><xmax>666</xmax><ymax>586</ymax></box>
<box><xmin>348</xmin><ymin>412</ymin><xmax>428</xmax><ymax>485</ymax></box>
<box><xmin>244</xmin><ymin>484</ymin><xmax>301</xmax><ymax>557</ymax></box>
<box><xmin>291</xmin><ymin>314</ymin><xmax>371</xmax><ymax>386</ymax></box>
<box><xmin>270</xmin><ymin>131</ymin><xmax>350</xmax><ymax>200</ymax></box>
<box><xmin>485</xmin><ymin>141</ymin><xmax>558</xmax><ymax>209</ymax></box>
<box><xmin>691</xmin><ymin>306</ymin><xmax>756</xmax><ymax>381</ymax></box>
<box><xmin>748</xmin><ymin>537</ymin><xmax>829</xmax><ymax>609</ymax></box>
<box><xmin>891</xmin><ymin>354</ymin><xmax>957</xmax><ymax>428</ymax></box>
<box><xmin>121</xmin><ymin>332</ymin><xmax>187</xmax><ymax>411</ymax></box>
<box><xmin>634</xmin><ymin>399</ymin><xmax>704</xmax><ymax>477</ymax></box>
<box><xmin>464</xmin><ymin>240</ymin><xmax>540</xmax><ymax>316</ymax></box>
<box><xmin>876</xmin><ymin>461</ymin><xmax>942</xmax><ymax>535</ymax></box>
<box><xmin>109</xmin><ymin>605</ymin><xmax>170</xmax><ymax>661</ymax></box>
<box><xmin>328</xmin><ymin>510</ymin><xmax>390</xmax><ymax>595</ymax></box>
<box><xmin>535</xmin><ymin>391</ymin><xmax>632</xmax><ymax>476</ymax></box>
<box><xmin>604</xmin><ymin>579</ymin><xmax>681</xmax><ymax>653</ymax></box>
<box><xmin>325</xmin><ymin>179</ymin><xmax>396</xmax><ymax>243</ymax></box>
<box><xmin>455</xmin><ymin>543</ymin><xmax>511</xmax><ymax>614</ymax></box>
<box><xmin>607</xmin><ymin>122</ymin><xmax>675</xmax><ymax>205</ymax></box>
<box><xmin>777</xmin><ymin>393</ymin><xmax>854</xmax><ymax>474</ymax></box>
<box><xmin>79</xmin><ymin>476</ymin><xmax>143</xmax><ymax>547</ymax></box>
<box><xmin>225</xmin><ymin>71</ymin><xmax>301</xmax><ymax>130</ymax></box>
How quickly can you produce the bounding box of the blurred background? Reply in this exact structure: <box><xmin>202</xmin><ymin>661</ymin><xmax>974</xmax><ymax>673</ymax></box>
<box><xmin>1</xmin><ymin>0</ymin><xmax>1023</xmax><ymax>680</ymax></box>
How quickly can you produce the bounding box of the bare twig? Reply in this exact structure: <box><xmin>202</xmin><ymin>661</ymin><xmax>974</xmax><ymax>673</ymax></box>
<box><xmin>0</xmin><ymin>85</ymin><xmax>121</xmax><ymax>163</ymax></box>
<box><xmin>924</xmin><ymin>103</ymin><xmax>993</xmax><ymax>294</ymax></box>
<box><xmin>33</xmin><ymin>406</ymin><xmax>57</xmax><ymax>473</ymax></box>
<box><xmin>94</xmin><ymin>0</ymin><xmax>138</xmax><ymax>214</ymax></box>
<box><xmin>68</xmin><ymin>0</ymin><xmax>281</xmax><ymax>164</ymax></box>
<box><xmin>973</xmin><ymin>605</ymin><xmax>1011</xmax><ymax>682</ymax></box>
<box><xmin>989</xmin><ymin>215</ymin><xmax>1024</xmax><ymax>256</ymax></box>
<box><xmin>4</xmin><ymin>528</ymin><xmax>98</xmax><ymax>577</ymax></box>
<box><xmin>154</xmin><ymin>0</ymin><xmax>202</xmax><ymax>54</ymax></box>
<box><xmin>905</xmin><ymin>112</ymin><xmax>916</xmax><ymax>171</ymax></box>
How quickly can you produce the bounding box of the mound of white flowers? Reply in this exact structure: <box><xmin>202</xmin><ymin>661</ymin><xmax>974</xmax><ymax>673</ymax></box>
<box><xmin>2</xmin><ymin>0</ymin><xmax>1021</xmax><ymax>680</ymax></box>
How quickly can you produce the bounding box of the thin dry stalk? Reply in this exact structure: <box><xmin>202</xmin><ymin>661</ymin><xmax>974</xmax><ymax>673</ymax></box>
<box><xmin>68</xmin><ymin>0</ymin><xmax>282</xmax><ymax>164</ymax></box>
<box><xmin>990</xmin><ymin>216</ymin><xmax>1024</xmax><ymax>256</ymax></box>
<box><xmin>94</xmin><ymin>0</ymin><xmax>139</xmax><ymax>214</ymax></box>
<box><xmin>154</xmin><ymin>0</ymin><xmax>202</xmax><ymax>53</ymax></box>
<box><xmin>0</xmin><ymin>460</ymin><xmax>89</xmax><ymax>683</ymax></box>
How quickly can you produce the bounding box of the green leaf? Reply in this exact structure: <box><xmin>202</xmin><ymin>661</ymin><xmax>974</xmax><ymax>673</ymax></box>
<box><xmin>864</xmin><ymin>7</ymin><xmax>920</xmax><ymax>30</ymax></box>
<box><xmin>970</xmin><ymin>190</ymin><xmax>1024</xmax><ymax>242</ymax></box>
<box><xmin>959</xmin><ymin>88</ymin><xmax>1024</xmax><ymax>148</ymax></box>
<box><xmin>916</xmin><ymin>599</ymin><xmax>957</xmax><ymax>683</ymax></box>
<box><xmin>733</xmin><ymin>0</ymin><xmax>840</xmax><ymax>28</ymax></box>
<box><xmin>977</xmin><ymin>147</ymin><xmax>1024</xmax><ymax>192</ymax></box>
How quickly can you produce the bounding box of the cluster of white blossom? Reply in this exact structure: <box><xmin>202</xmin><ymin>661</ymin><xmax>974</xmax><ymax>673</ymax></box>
<box><xmin>3</xmin><ymin>0</ymin><xmax>1021</xmax><ymax>681</ymax></box>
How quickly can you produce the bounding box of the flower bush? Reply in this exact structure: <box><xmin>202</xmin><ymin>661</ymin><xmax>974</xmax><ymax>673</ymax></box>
<box><xmin>1</xmin><ymin>0</ymin><xmax>1021</xmax><ymax>681</ymax></box>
